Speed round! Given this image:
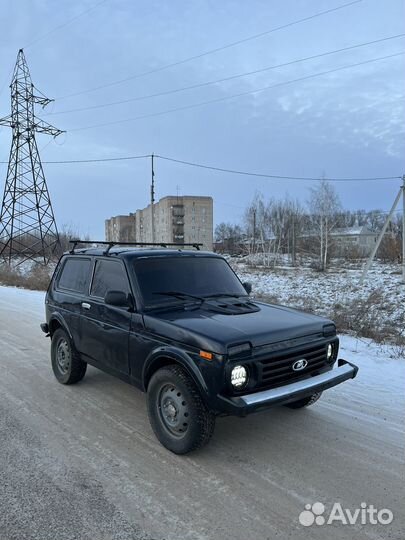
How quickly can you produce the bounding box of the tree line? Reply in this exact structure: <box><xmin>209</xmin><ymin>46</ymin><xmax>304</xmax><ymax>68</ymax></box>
<box><xmin>215</xmin><ymin>180</ymin><xmax>403</xmax><ymax>270</ymax></box>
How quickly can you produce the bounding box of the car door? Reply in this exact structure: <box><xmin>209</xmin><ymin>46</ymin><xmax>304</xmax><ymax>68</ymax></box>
<box><xmin>53</xmin><ymin>256</ymin><xmax>92</xmax><ymax>349</ymax></box>
<box><xmin>79</xmin><ymin>258</ymin><xmax>131</xmax><ymax>375</ymax></box>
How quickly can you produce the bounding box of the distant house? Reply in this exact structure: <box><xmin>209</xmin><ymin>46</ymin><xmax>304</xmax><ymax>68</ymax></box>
<box><xmin>331</xmin><ymin>225</ymin><xmax>379</xmax><ymax>255</ymax></box>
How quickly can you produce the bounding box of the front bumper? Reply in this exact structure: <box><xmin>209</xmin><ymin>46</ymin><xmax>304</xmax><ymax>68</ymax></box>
<box><xmin>216</xmin><ymin>359</ymin><xmax>358</xmax><ymax>415</ymax></box>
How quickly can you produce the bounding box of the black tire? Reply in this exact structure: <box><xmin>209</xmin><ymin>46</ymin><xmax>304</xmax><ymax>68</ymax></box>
<box><xmin>285</xmin><ymin>391</ymin><xmax>322</xmax><ymax>409</ymax></box>
<box><xmin>147</xmin><ymin>365</ymin><xmax>215</xmax><ymax>454</ymax></box>
<box><xmin>51</xmin><ymin>328</ymin><xmax>87</xmax><ymax>385</ymax></box>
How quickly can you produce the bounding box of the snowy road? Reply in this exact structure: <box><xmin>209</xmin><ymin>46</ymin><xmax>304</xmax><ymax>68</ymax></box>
<box><xmin>0</xmin><ymin>286</ymin><xmax>404</xmax><ymax>540</ymax></box>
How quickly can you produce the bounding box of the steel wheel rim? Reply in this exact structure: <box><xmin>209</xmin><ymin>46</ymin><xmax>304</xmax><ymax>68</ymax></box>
<box><xmin>157</xmin><ymin>383</ymin><xmax>190</xmax><ymax>438</ymax></box>
<box><xmin>56</xmin><ymin>338</ymin><xmax>71</xmax><ymax>374</ymax></box>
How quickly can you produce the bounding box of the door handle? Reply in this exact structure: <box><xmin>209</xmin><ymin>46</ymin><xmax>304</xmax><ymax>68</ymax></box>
<box><xmin>82</xmin><ymin>302</ymin><xmax>91</xmax><ymax>310</ymax></box>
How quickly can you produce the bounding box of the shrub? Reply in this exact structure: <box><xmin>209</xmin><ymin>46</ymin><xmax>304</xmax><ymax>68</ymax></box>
<box><xmin>0</xmin><ymin>263</ymin><xmax>52</xmax><ymax>291</ymax></box>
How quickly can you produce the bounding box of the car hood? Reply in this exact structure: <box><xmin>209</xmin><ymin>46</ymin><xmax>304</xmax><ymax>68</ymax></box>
<box><xmin>143</xmin><ymin>301</ymin><xmax>334</xmax><ymax>354</ymax></box>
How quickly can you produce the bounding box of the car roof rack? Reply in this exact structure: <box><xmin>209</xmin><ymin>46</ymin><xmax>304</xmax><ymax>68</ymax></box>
<box><xmin>69</xmin><ymin>239</ymin><xmax>203</xmax><ymax>255</ymax></box>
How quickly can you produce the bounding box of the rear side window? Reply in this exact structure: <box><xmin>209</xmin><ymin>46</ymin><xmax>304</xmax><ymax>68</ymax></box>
<box><xmin>57</xmin><ymin>258</ymin><xmax>91</xmax><ymax>294</ymax></box>
<box><xmin>90</xmin><ymin>260</ymin><xmax>130</xmax><ymax>298</ymax></box>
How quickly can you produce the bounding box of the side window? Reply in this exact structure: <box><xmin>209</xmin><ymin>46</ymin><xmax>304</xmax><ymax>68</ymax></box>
<box><xmin>57</xmin><ymin>258</ymin><xmax>91</xmax><ymax>294</ymax></box>
<box><xmin>90</xmin><ymin>260</ymin><xmax>130</xmax><ymax>299</ymax></box>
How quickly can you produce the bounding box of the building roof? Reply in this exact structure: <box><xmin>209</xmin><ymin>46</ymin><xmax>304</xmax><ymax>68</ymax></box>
<box><xmin>331</xmin><ymin>226</ymin><xmax>376</xmax><ymax>237</ymax></box>
<box><xmin>159</xmin><ymin>195</ymin><xmax>213</xmax><ymax>201</ymax></box>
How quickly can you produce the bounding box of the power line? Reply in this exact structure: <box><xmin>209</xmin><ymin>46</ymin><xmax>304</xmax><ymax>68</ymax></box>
<box><xmin>155</xmin><ymin>155</ymin><xmax>402</xmax><ymax>182</ymax></box>
<box><xmin>67</xmin><ymin>51</ymin><xmax>405</xmax><ymax>132</ymax></box>
<box><xmin>216</xmin><ymin>200</ymin><xmax>404</xmax><ymax>216</ymax></box>
<box><xmin>24</xmin><ymin>0</ymin><xmax>109</xmax><ymax>49</ymax></box>
<box><xmin>37</xmin><ymin>154</ymin><xmax>151</xmax><ymax>164</ymax></box>
<box><xmin>57</xmin><ymin>0</ymin><xmax>363</xmax><ymax>100</ymax></box>
<box><xmin>0</xmin><ymin>152</ymin><xmax>400</xmax><ymax>182</ymax></box>
<box><xmin>46</xmin><ymin>33</ymin><xmax>405</xmax><ymax>116</ymax></box>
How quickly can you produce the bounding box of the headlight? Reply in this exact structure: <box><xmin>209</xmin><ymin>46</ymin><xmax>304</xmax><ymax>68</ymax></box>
<box><xmin>231</xmin><ymin>365</ymin><xmax>248</xmax><ymax>388</ymax></box>
<box><xmin>327</xmin><ymin>343</ymin><xmax>333</xmax><ymax>360</ymax></box>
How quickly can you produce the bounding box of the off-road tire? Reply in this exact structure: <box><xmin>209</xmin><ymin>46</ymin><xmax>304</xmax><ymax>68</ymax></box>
<box><xmin>285</xmin><ymin>391</ymin><xmax>322</xmax><ymax>409</ymax></box>
<box><xmin>51</xmin><ymin>328</ymin><xmax>87</xmax><ymax>385</ymax></box>
<box><xmin>147</xmin><ymin>365</ymin><xmax>215</xmax><ymax>454</ymax></box>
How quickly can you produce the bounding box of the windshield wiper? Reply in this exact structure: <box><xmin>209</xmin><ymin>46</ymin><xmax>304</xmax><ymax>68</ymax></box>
<box><xmin>152</xmin><ymin>291</ymin><xmax>205</xmax><ymax>303</ymax></box>
<box><xmin>205</xmin><ymin>293</ymin><xmax>248</xmax><ymax>299</ymax></box>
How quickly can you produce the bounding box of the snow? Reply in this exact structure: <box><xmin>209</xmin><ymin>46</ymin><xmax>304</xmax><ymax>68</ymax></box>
<box><xmin>0</xmin><ymin>285</ymin><xmax>45</xmax><ymax>318</ymax></box>
<box><xmin>331</xmin><ymin>226</ymin><xmax>374</xmax><ymax>236</ymax></box>
<box><xmin>337</xmin><ymin>335</ymin><xmax>405</xmax><ymax>420</ymax></box>
<box><xmin>232</xmin><ymin>260</ymin><xmax>405</xmax><ymax>346</ymax></box>
<box><xmin>0</xmin><ymin>257</ymin><xmax>56</xmax><ymax>276</ymax></box>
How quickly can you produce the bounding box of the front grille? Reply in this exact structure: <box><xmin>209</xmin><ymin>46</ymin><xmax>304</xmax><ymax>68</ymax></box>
<box><xmin>256</xmin><ymin>342</ymin><xmax>329</xmax><ymax>390</ymax></box>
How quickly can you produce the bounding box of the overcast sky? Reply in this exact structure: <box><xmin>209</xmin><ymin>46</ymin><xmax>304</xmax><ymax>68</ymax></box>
<box><xmin>0</xmin><ymin>0</ymin><xmax>404</xmax><ymax>238</ymax></box>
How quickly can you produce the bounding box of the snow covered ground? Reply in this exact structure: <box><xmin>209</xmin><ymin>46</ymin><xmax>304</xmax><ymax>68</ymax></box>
<box><xmin>232</xmin><ymin>260</ymin><xmax>405</xmax><ymax>350</ymax></box>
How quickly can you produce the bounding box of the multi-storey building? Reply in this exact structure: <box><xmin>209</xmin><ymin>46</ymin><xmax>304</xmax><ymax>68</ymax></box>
<box><xmin>104</xmin><ymin>214</ymin><xmax>136</xmax><ymax>243</ymax></box>
<box><xmin>105</xmin><ymin>195</ymin><xmax>213</xmax><ymax>250</ymax></box>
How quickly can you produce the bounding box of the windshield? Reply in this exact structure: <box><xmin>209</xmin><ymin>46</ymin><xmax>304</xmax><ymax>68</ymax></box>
<box><xmin>133</xmin><ymin>256</ymin><xmax>247</xmax><ymax>306</ymax></box>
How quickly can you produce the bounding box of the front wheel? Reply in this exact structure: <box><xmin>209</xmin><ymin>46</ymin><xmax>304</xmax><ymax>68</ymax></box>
<box><xmin>147</xmin><ymin>365</ymin><xmax>215</xmax><ymax>454</ymax></box>
<box><xmin>51</xmin><ymin>328</ymin><xmax>87</xmax><ymax>385</ymax></box>
<box><xmin>285</xmin><ymin>392</ymin><xmax>322</xmax><ymax>409</ymax></box>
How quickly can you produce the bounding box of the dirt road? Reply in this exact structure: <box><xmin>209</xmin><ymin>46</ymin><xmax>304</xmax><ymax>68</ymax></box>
<box><xmin>0</xmin><ymin>286</ymin><xmax>403</xmax><ymax>540</ymax></box>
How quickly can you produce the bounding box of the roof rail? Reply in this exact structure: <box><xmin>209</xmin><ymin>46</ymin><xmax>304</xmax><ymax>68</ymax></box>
<box><xmin>69</xmin><ymin>239</ymin><xmax>203</xmax><ymax>255</ymax></box>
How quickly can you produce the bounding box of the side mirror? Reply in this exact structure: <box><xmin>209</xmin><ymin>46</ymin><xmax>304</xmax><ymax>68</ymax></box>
<box><xmin>243</xmin><ymin>282</ymin><xmax>252</xmax><ymax>294</ymax></box>
<box><xmin>105</xmin><ymin>290</ymin><xmax>131</xmax><ymax>308</ymax></box>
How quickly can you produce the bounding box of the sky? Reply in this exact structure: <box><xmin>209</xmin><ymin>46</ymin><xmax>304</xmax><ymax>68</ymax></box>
<box><xmin>0</xmin><ymin>0</ymin><xmax>404</xmax><ymax>238</ymax></box>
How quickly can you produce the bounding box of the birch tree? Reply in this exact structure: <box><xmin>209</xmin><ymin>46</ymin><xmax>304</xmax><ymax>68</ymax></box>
<box><xmin>308</xmin><ymin>179</ymin><xmax>342</xmax><ymax>271</ymax></box>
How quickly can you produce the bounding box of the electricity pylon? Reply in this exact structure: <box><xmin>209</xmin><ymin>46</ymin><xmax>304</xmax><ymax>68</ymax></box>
<box><xmin>0</xmin><ymin>49</ymin><xmax>64</xmax><ymax>266</ymax></box>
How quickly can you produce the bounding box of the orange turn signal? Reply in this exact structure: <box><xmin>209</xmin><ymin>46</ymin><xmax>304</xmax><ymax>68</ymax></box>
<box><xmin>199</xmin><ymin>350</ymin><xmax>213</xmax><ymax>360</ymax></box>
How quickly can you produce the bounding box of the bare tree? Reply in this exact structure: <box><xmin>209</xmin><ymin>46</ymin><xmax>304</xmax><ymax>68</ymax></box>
<box><xmin>244</xmin><ymin>193</ymin><xmax>265</xmax><ymax>256</ymax></box>
<box><xmin>308</xmin><ymin>178</ymin><xmax>342</xmax><ymax>270</ymax></box>
<box><xmin>244</xmin><ymin>194</ymin><xmax>278</xmax><ymax>264</ymax></box>
<box><xmin>214</xmin><ymin>222</ymin><xmax>243</xmax><ymax>254</ymax></box>
<box><xmin>214</xmin><ymin>223</ymin><xmax>231</xmax><ymax>243</ymax></box>
<box><xmin>283</xmin><ymin>198</ymin><xmax>305</xmax><ymax>266</ymax></box>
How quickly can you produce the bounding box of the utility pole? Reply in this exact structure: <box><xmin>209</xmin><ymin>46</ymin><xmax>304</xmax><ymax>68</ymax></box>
<box><xmin>150</xmin><ymin>153</ymin><xmax>155</xmax><ymax>243</ymax></box>
<box><xmin>0</xmin><ymin>49</ymin><xmax>64</xmax><ymax>266</ymax></box>
<box><xmin>360</xmin><ymin>183</ymin><xmax>403</xmax><ymax>284</ymax></box>
<box><xmin>291</xmin><ymin>215</ymin><xmax>296</xmax><ymax>266</ymax></box>
<box><xmin>402</xmin><ymin>174</ymin><xmax>405</xmax><ymax>282</ymax></box>
<box><xmin>252</xmin><ymin>209</ymin><xmax>256</xmax><ymax>253</ymax></box>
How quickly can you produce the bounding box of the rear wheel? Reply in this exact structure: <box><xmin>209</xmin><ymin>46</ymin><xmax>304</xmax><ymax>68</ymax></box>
<box><xmin>285</xmin><ymin>392</ymin><xmax>322</xmax><ymax>409</ymax></box>
<box><xmin>51</xmin><ymin>328</ymin><xmax>87</xmax><ymax>385</ymax></box>
<box><xmin>147</xmin><ymin>365</ymin><xmax>215</xmax><ymax>454</ymax></box>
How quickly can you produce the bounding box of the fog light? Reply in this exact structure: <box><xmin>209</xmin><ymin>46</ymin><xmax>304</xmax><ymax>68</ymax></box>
<box><xmin>231</xmin><ymin>365</ymin><xmax>248</xmax><ymax>388</ymax></box>
<box><xmin>327</xmin><ymin>343</ymin><xmax>333</xmax><ymax>360</ymax></box>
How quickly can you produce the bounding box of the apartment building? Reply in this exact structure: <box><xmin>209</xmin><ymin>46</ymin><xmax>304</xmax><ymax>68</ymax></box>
<box><xmin>105</xmin><ymin>195</ymin><xmax>213</xmax><ymax>250</ymax></box>
<box><xmin>104</xmin><ymin>213</ymin><xmax>136</xmax><ymax>243</ymax></box>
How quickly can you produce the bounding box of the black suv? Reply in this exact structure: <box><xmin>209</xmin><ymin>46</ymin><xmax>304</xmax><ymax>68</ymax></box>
<box><xmin>41</xmin><ymin>241</ymin><xmax>358</xmax><ymax>454</ymax></box>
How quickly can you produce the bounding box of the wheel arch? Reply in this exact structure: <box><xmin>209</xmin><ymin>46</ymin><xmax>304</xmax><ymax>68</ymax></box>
<box><xmin>48</xmin><ymin>313</ymin><xmax>73</xmax><ymax>340</ymax></box>
<box><xmin>142</xmin><ymin>347</ymin><xmax>209</xmax><ymax>399</ymax></box>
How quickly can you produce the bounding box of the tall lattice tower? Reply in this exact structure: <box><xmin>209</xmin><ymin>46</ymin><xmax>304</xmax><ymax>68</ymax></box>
<box><xmin>0</xmin><ymin>49</ymin><xmax>64</xmax><ymax>266</ymax></box>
